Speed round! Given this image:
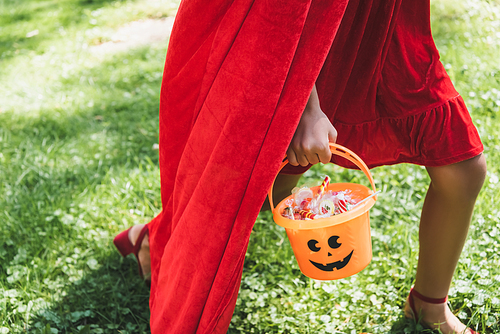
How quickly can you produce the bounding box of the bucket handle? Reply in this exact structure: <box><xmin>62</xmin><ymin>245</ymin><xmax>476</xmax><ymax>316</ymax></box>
<box><xmin>268</xmin><ymin>143</ymin><xmax>377</xmax><ymax>212</ymax></box>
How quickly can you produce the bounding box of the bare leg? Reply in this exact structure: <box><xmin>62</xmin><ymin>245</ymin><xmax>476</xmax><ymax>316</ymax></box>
<box><xmin>260</xmin><ymin>173</ymin><xmax>302</xmax><ymax>212</ymax></box>
<box><xmin>405</xmin><ymin>154</ymin><xmax>486</xmax><ymax>333</ymax></box>
<box><xmin>129</xmin><ymin>224</ymin><xmax>151</xmax><ymax>280</ymax></box>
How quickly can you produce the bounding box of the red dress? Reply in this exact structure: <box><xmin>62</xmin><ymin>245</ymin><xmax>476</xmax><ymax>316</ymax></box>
<box><xmin>147</xmin><ymin>0</ymin><xmax>483</xmax><ymax>332</ymax></box>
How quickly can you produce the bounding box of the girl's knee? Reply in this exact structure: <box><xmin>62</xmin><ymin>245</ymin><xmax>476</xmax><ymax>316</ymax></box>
<box><xmin>427</xmin><ymin>154</ymin><xmax>487</xmax><ymax>198</ymax></box>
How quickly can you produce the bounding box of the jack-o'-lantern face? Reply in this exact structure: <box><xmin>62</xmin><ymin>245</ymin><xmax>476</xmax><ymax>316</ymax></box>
<box><xmin>307</xmin><ymin>236</ymin><xmax>353</xmax><ymax>271</ymax></box>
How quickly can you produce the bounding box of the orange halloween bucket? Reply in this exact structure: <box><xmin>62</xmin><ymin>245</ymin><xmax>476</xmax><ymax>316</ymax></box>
<box><xmin>268</xmin><ymin>143</ymin><xmax>377</xmax><ymax>280</ymax></box>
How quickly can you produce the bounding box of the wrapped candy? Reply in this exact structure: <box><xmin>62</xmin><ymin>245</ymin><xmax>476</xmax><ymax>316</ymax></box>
<box><xmin>299</xmin><ymin>198</ymin><xmax>314</xmax><ymax>211</ymax></box>
<box><xmin>317</xmin><ymin>176</ymin><xmax>330</xmax><ymax>198</ymax></box>
<box><xmin>299</xmin><ymin>210</ymin><xmax>317</xmax><ymax>219</ymax></box>
<box><xmin>281</xmin><ymin>176</ymin><xmax>359</xmax><ymax>220</ymax></box>
<box><xmin>293</xmin><ymin>187</ymin><xmax>314</xmax><ymax>206</ymax></box>
<box><xmin>336</xmin><ymin>199</ymin><xmax>348</xmax><ymax>213</ymax></box>
<box><xmin>319</xmin><ymin>199</ymin><xmax>335</xmax><ymax>215</ymax></box>
<box><xmin>282</xmin><ymin>206</ymin><xmax>295</xmax><ymax>220</ymax></box>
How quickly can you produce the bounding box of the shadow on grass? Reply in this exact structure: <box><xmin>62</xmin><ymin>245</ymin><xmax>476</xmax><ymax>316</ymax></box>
<box><xmin>29</xmin><ymin>249</ymin><xmax>151</xmax><ymax>333</ymax></box>
<box><xmin>0</xmin><ymin>89</ymin><xmax>160</xmax><ymax>258</ymax></box>
<box><xmin>0</xmin><ymin>112</ymin><xmax>156</xmax><ymax>332</ymax></box>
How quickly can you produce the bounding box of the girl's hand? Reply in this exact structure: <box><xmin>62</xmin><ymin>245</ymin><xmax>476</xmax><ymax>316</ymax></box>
<box><xmin>286</xmin><ymin>85</ymin><xmax>337</xmax><ymax>166</ymax></box>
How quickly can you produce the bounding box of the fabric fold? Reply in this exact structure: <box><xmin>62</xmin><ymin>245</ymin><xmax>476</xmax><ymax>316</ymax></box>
<box><xmin>149</xmin><ymin>1</ymin><xmax>351</xmax><ymax>332</ymax></box>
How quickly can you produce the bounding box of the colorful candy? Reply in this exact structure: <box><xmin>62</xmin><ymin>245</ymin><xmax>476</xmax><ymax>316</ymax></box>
<box><xmin>317</xmin><ymin>175</ymin><xmax>330</xmax><ymax>198</ymax></box>
<box><xmin>337</xmin><ymin>199</ymin><xmax>348</xmax><ymax>213</ymax></box>
<box><xmin>299</xmin><ymin>210</ymin><xmax>317</xmax><ymax>219</ymax></box>
<box><xmin>319</xmin><ymin>199</ymin><xmax>334</xmax><ymax>215</ymax></box>
<box><xmin>283</xmin><ymin>206</ymin><xmax>295</xmax><ymax>220</ymax></box>
<box><xmin>281</xmin><ymin>176</ymin><xmax>359</xmax><ymax>220</ymax></box>
<box><xmin>300</xmin><ymin>198</ymin><xmax>315</xmax><ymax>211</ymax></box>
<box><xmin>294</xmin><ymin>187</ymin><xmax>314</xmax><ymax>206</ymax></box>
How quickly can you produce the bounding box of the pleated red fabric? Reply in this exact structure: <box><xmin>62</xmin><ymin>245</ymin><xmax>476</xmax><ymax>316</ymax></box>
<box><xmin>147</xmin><ymin>0</ymin><xmax>483</xmax><ymax>332</ymax></box>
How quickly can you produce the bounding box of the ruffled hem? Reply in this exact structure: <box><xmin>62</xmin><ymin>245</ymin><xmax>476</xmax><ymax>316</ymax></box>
<box><xmin>281</xmin><ymin>95</ymin><xmax>483</xmax><ymax>174</ymax></box>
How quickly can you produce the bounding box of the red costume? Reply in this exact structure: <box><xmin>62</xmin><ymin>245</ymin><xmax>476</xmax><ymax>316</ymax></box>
<box><xmin>147</xmin><ymin>0</ymin><xmax>483</xmax><ymax>332</ymax></box>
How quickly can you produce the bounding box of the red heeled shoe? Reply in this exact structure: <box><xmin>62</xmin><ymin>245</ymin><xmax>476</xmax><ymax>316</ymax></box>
<box><xmin>113</xmin><ymin>225</ymin><xmax>150</xmax><ymax>280</ymax></box>
<box><xmin>407</xmin><ymin>288</ymin><xmax>479</xmax><ymax>334</ymax></box>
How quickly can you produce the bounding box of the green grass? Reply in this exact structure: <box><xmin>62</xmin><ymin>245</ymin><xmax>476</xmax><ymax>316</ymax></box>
<box><xmin>0</xmin><ymin>0</ymin><xmax>499</xmax><ymax>333</ymax></box>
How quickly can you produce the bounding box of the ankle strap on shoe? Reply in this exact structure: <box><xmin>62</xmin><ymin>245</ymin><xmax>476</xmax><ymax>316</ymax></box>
<box><xmin>411</xmin><ymin>288</ymin><xmax>448</xmax><ymax>304</ymax></box>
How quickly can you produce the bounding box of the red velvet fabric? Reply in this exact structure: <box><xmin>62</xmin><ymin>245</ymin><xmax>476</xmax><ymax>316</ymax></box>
<box><xmin>281</xmin><ymin>0</ymin><xmax>483</xmax><ymax>173</ymax></box>
<box><xmin>147</xmin><ymin>0</ymin><xmax>483</xmax><ymax>333</ymax></box>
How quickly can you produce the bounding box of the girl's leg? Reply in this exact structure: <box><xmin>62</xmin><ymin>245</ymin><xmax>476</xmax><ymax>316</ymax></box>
<box><xmin>260</xmin><ymin>173</ymin><xmax>302</xmax><ymax>212</ymax></box>
<box><xmin>405</xmin><ymin>154</ymin><xmax>487</xmax><ymax>333</ymax></box>
<box><xmin>128</xmin><ymin>224</ymin><xmax>151</xmax><ymax>279</ymax></box>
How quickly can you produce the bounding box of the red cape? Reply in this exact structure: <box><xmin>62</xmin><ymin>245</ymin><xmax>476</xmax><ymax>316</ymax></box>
<box><xmin>147</xmin><ymin>0</ymin><xmax>482</xmax><ymax>332</ymax></box>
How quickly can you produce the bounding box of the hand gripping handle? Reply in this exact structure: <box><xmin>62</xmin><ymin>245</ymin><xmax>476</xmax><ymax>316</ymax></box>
<box><xmin>268</xmin><ymin>143</ymin><xmax>377</xmax><ymax>212</ymax></box>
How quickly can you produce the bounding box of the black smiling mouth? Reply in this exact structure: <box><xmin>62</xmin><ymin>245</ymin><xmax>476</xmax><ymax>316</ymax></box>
<box><xmin>309</xmin><ymin>250</ymin><xmax>354</xmax><ymax>271</ymax></box>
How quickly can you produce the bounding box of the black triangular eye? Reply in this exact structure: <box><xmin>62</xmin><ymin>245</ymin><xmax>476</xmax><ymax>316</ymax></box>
<box><xmin>328</xmin><ymin>236</ymin><xmax>341</xmax><ymax>249</ymax></box>
<box><xmin>307</xmin><ymin>239</ymin><xmax>320</xmax><ymax>252</ymax></box>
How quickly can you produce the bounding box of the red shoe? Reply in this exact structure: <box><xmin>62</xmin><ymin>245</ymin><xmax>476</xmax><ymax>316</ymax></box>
<box><xmin>113</xmin><ymin>225</ymin><xmax>150</xmax><ymax>280</ymax></box>
<box><xmin>406</xmin><ymin>288</ymin><xmax>479</xmax><ymax>334</ymax></box>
